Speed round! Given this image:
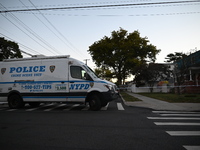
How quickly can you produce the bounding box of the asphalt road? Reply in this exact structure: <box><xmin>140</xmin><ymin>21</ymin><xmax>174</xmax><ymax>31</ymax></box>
<box><xmin>0</xmin><ymin>98</ymin><xmax>199</xmax><ymax>150</ymax></box>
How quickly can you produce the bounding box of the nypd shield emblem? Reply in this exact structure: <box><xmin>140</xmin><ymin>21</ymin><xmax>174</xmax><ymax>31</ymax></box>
<box><xmin>1</xmin><ymin>68</ymin><xmax>6</xmax><ymax>75</ymax></box>
<box><xmin>49</xmin><ymin>65</ymin><xmax>55</xmax><ymax>73</ymax></box>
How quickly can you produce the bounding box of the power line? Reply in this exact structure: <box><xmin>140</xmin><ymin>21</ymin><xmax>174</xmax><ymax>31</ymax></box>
<box><xmin>15</xmin><ymin>11</ymin><xmax>200</xmax><ymax>17</ymax></box>
<box><xmin>0</xmin><ymin>3</ymin><xmax>62</xmax><ymax>55</ymax></box>
<box><xmin>0</xmin><ymin>33</ymin><xmax>42</xmax><ymax>56</ymax></box>
<box><xmin>0</xmin><ymin>0</ymin><xmax>200</xmax><ymax>13</ymax></box>
<box><xmin>0</xmin><ymin>12</ymin><xmax>49</xmax><ymax>54</ymax></box>
<box><xmin>5</xmin><ymin>0</ymin><xmax>152</xmax><ymax>9</ymax></box>
<box><xmin>19</xmin><ymin>49</ymin><xmax>34</xmax><ymax>57</ymax></box>
<box><xmin>1</xmin><ymin>1</ymin><xmax>88</xmax><ymax>58</ymax></box>
<box><xmin>19</xmin><ymin>0</ymin><xmax>62</xmax><ymax>55</ymax></box>
<box><xmin>28</xmin><ymin>0</ymin><xmax>86</xmax><ymax>57</ymax></box>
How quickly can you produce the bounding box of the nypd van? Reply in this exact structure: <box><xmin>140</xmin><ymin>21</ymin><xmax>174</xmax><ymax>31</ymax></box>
<box><xmin>0</xmin><ymin>55</ymin><xmax>118</xmax><ymax>110</ymax></box>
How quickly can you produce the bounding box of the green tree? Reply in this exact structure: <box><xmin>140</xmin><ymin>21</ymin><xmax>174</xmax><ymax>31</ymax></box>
<box><xmin>0</xmin><ymin>37</ymin><xmax>23</xmax><ymax>61</ymax></box>
<box><xmin>94</xmin><ymin>67</ymin><xmax>114</xmax><ymax>81</ymax></box>
<box><xmin>134</xmin><ymin>63</ymin><xmax>172</xmax><ymax>93</ymax></box>
<box><xmin>88</xmin><ymin>28</ymin><xmax>160</xmax><ymax>85</ymax></box>
<box><xmin>165</xmin><ymin>52</ymin><xmax>188</xmax><ymax>94</ymax></box>
<box><xmin>165</xmin><ymin>52</ymin><xmax>187</xmax><ymax>63</ymax></box>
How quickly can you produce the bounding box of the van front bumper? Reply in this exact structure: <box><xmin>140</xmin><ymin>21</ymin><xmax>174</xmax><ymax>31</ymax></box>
<box><xmin>101</xmin><ymin>91</ymin><xmax>119</xmax><ymax>103</ymax></box>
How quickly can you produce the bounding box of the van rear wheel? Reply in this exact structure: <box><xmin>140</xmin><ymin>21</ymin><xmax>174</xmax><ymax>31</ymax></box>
<box><xmin>8</xmin><ymin>94</ymin><xmax>24</xmax><ymax>109</ymax></box>
<box><xmin>89</xmin><ymin>94</ymin><xmax>101</xmax><ymax>111</ymax></box>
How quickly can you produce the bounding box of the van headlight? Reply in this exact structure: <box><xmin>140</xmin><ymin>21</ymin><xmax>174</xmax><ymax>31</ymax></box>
<box><xmin>104</xmin><ymin>84</ymin><xmax>113</xmax><ymax>91</ymax></box>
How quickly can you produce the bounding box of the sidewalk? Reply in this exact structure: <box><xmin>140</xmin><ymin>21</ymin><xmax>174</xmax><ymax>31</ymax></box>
<box><xmin>123</xmin><ymin>92</ymin><xmax>200</xmax><ymax>111</ymax></box>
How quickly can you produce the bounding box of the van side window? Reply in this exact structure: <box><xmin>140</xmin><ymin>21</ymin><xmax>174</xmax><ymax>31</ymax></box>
<box><xmin>70</xmin><ymin>66</ymin><xmax>91</xmax><ymax>80</ymax></box>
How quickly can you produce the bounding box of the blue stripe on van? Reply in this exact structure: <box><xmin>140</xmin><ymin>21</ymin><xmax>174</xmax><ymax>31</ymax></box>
<box><xmin>0</xmin><ymin>80</ymin><xmax>106</xmax><ymax>84</ymax></box>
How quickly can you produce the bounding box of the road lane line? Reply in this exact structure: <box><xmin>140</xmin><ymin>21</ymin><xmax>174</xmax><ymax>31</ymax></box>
<box><xmin>117</xmin><ymin>103</ymin><xmax>124</xmax><ymax>110</ymax></box>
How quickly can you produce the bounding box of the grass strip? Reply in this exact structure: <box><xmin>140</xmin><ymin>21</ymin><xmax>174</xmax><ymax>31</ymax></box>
<box><xmin>139</xmin><ymin>93</ymin><xmax>200</xmax><ymax>103</ymax></box>
<box><xmin>120</xmin><ymin>92</ymin><xmax>141</xmax><ymax>102</ymax></box>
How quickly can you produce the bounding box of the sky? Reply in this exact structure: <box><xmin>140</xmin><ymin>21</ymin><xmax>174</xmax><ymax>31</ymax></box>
<box><xmin>1</xmin><ymin>0</ymin><xmax>200</xmax><ymax>74</ymax></box>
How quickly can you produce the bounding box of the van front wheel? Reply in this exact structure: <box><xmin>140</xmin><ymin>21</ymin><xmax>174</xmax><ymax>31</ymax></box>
<box><xmin>89</xmin><ymin>95</ymin><xmax>101</xmax><ymax>111</ymax></box>
<box><xmin>8</xmin><ymin>94</ymin><xmax>24</xmax><ymax>109</ymax></box>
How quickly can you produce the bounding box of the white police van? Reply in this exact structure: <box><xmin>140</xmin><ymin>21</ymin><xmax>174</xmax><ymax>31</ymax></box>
<box><xmin>0</xmin><ymin>55</ymin><xmax>118</xmax><ymax>110</ymax></box>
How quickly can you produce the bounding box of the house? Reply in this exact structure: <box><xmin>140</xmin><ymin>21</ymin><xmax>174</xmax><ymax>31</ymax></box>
<box><xmin>174</xmin><ymin>50</ymin><xmax>200</xmax><ymax>94</ymax></box>
<box><xmin>127</xmin><ymin>50</ymin><xmax>200</xmax><ymax>94</ymax></box>
<box><xmin>129</xmin><ymin>63</ymin><xmax>174</xmax><ymax>93</ymax></box>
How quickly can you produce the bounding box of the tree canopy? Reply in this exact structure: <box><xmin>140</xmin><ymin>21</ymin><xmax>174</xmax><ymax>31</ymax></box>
<box><xmin>165</xmin><ymin>52</ymin><xmax>187</xmax><ymax>63</ymax></box>
<box><xmin>88</xmin><ymin>28</ymin><xmax>160</xmax><ymax>85</ymax></box>
<box><xmin>94</xmin><ymin>67</ymin><xmax>114</xmax><ymax>81</ymax></box>
<box><xmin>134</xmin><ymin>63</ymin><xmax>172</xmax><ymax>92</ymax></box>
<box><xmin>0</xmin><ymin>37</ymin><xmax>23</xmax><ymax>61</ymax></box>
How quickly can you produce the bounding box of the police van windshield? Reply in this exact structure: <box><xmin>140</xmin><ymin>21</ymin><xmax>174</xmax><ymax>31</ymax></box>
<box><xmin>83</xmin><ymin>65</ymin><xmax>98</xmax><ymax>79</ymax></box>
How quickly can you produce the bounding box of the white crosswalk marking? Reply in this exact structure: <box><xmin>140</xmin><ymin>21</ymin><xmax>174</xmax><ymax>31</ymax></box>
<box><xmin>147</xmin><ymin>117</ymin><xmax>200</xmax><ymax>120</ymax></box>
<box><xmin>149</xmin><ymin>110</ymin><xmax>200</xmax><ymax>149</ymax></box>
<box><xmin>0</xmin><ymin>102</ymin><xmax>7</xmax><ymax>105</ymax></box>
<box><xmin>101</xmin><ymin>103</ymin><xmax>109</xmax><ymax>110</ymax></box>
<box><xmin>152</xmin><ymin>111</ymin><xmax>199</xmax><ymax>114</ymax></box>
<box><xmin>44</xmin><ymin>103</ymin><xmax>66</xmax><ymax>111</ymax></box>
<box><xmin>183</xmin><ymin>146</ymin><xmax>200</xmax><ymax>150</ymax></box>
<box><xmin>63</xmin><ymin>104</ymin><xmax>80</xmax><ymax>111</ymax></box>
<box><xmin>7</xmin><ymin>109</ymin><xmax>17</xmax><ymax>111</ymax></box>
<box><xmin>1</xmin><ymin>102</ymin><xmax>125</xmax><ymax>111</ymax></box>
<box><xmin>166</xmin><ymin>131</ymin><xmax>200</xmax><ymax>136</ymax></box>
<box><xmin>154</xmin><ymin>122</ymin><xmax>200</xmax><ymax>126</ymax></box>
<box><xmin>26</xmin><ymin>107</ymin><xmax>40</xmax><ymax>111</ymax></box>
<box><xmin>82</xmin><ymin>105</ymin><xmax>90</xmax><ymax>111</ymax></box>
<box><xmin>117</xmin><ymin>103</ymin><xmax>124</xmax><ymax>110</ymax></box>
<box><xmin>160</xmin><ymin>114</ymin><xmax>200</xmax><ymax>117</ymax></box>
<box><xmin>26</xmin><ymin>103</ymin><xmax>54</xmax><ymax>111</ymax></box>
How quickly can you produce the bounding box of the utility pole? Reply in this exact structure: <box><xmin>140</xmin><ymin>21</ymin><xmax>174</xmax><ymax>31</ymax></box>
<box><xmin>83</xmin><ymin>59</ymin><xmax>90</xmax><ymax>65</ymax></box>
